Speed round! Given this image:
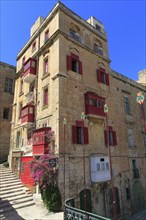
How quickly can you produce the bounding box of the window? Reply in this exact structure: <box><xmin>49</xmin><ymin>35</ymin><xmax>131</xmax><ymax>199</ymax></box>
<box><xmin>67</xmin><ymin>53</ymin><xmax>83</xmax><ymax>74</ymax></box>
<box><xmin>4</xmin><ymin>78</ymin><xmax>13</xmax><ymax>93</ymax></box>
<box><xmin>96</xmin><ymin>158</ymin><xmax>110</xmax><ymax>172</ymax></box>
<box><xmin>128</xmin><ymin>128</ymin><xmax>135</xmax><ymax>147</ymax></box>
<box><xmin>124</xmin><ymin>97</ymin><xmax>130</xmax><ymax>115</ymax></box>
<box><xmin>77</xmin><ymin>127</ymin><xmax>82</xmax><ymax>144</ymax></box>
<box><xmin>126</xmin><ymin>187</ymin><xmax>130</xmax><ymax>200</ymax></box>
<box><xmin>32</xmin><ymin>41</ymin><xmax>36</xmax><ymax>52</ymax></box>
<box><xmin>104</xmin><ymin>126</ymin><xmax>117</xmax><ymax>146</ymax></box>
<box><xmin>97</xmin><ymin>68</ymin><xmax>109</xmax><ymax>85</ymax></box>
<box><xmin>44</xmin><ymin>30</ymin><xmax>49</xmax><ymax>42</ymax></box>
<box><xmin>3</xmin><ymin>108</ymin><xmax>9</xmax><ymax>119</ymax></box>
<box><xmin>69</xmin><ymin>29</ymin><xmax>81</xmax><ymax>43</ymax></box>
<box><xmin>27</xmin><ymin>131</ymin><xmax>32</xmax><ymax>145</ymax></box>
<box><xmin>43</xmin><ymin>58</ymin><xmax>48</xmax><ymax>74</ymax></box>
<box><xmin>95</xmin><ymin>24</ymin><xmax>101</xmax><ymax>31</ymax></box>
<box><xmin>94</xmin><ymin>44</ymin><xmax>103</xmax><ymax>56</ymax></box>
<box><xmin>16</xmin><ymin>131</ymin><xmax>21</xmax><ymax>148</ymax></box>
<box><xmin>22</xmin><ymin>56</ymin><xmax>25</xmax><ymax>66</ymax></box>
<box><xmin>19</xmin><ymin>79</ymin><xmax>23</xmax><ymax>95</ymax></box>
<box><xmin>19</xmin><ymin>102</ymin><xmax>22</xmax><ymax>119</ymax></box>
<box><xmin>43</xmin><ymin>88</ymin><xmax>48</xmax><ymax>106</ymax></box>
<box><xmin>72</xmin><ymin>121</ymin><xmax>89</xmax><ymax>144</ymax></box>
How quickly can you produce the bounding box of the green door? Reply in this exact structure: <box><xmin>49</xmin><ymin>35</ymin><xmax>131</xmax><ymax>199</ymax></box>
<box><xmin>80</xmin><ymin>189</ymin><xmax>92</xmax><ymax>212</ymax></box>
<box><xmin>132</xmin><ymin>181</ymin><xmax>144</xmax><ymax>212</ymax></box>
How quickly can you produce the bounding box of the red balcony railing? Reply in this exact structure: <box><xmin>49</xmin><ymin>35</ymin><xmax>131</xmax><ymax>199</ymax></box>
<box><xmin>23</xmin><ymin>58</ymin><xmax>37</xmax><ymax>83</ymax></box>
<box><xmin>85</xmin><ymin>92</ymin><xmax>105</xmax><ymax>117</ymax></box>
<box><xmin>33</xmin><ymin>127</ymin><xmax>53</xmax><ymax>155</ymax></box>
<box><xmin>21</xmin><ymin>104</ymin><xmax>35</xmax><ymax>124</ymax></box>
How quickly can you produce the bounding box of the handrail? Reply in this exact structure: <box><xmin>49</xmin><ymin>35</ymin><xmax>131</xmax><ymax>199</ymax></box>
<box><xmin>64</xmin><ymin>198</ymin><xmax>111</xmax><ymax>220</ymax></box>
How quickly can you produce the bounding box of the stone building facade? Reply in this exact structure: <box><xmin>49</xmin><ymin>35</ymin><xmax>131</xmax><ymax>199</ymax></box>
<box><xmin>9</xmin><ymin>2</ymin><xmax>146</xmax><ymax>219</ymax></box>
<box><xmin>0</xmin><ymin>61</ymin><xmax>15</xmax><ymax>163</ymax></box>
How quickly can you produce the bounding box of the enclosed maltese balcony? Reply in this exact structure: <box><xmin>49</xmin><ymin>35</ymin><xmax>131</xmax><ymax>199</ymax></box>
<box><xmin>85</xmin><ymin>92</ymin><xmax>106</xmax><ymax>118</ymax></box>
<box><xmin>32</xmin><ymin>127</ymin><xmax>53</xmax><ymax>155</ymax></box>
<box><xmin>90</xmin><ymin>155</ymin><xmax>111</xmax><ymax>183</ymax></box>
<box><xmin>21</xmin><ymin>104</ymin><xmax>35</xmax><ymax>126</ymax></box>
<box><xmin>23</xmin><ymin>58</ymin><xmax>37</xmax><ymax>83</ymax></box>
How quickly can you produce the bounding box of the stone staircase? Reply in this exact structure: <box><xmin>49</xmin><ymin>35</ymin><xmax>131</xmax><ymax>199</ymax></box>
<box><xmin>0</xmin><ymin>164</ymin><xmax>35</xmax><ymax>218</ymax></box>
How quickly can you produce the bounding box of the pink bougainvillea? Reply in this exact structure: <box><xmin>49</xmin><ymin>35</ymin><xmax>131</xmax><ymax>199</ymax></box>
<box><xmin>30</xmin><ymin>154</ymin><xmax>58</xmax><ymax>189</ymax></box>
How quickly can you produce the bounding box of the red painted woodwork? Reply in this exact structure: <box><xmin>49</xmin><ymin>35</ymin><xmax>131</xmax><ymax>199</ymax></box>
<box><xmin>97</xmin><ymin>68</ymin><xmax>110</xmax><ymax>86</ymax></box>
<box><xmin>23</xmin><ymin>58</ymin><xmax>37</xmax><ymax>77</ymax></box>
<box><xmin>66</xmin><ymin>54</ymin><xmax>83</xmax><ymax>74</ymax></box>
<box><xmin>21</xmin><ymin>156</ymin><xmax>34</xmax><ymax>187</ymax></box>
<box><xmin>104</xmin><ymin>126</ymin><xmax>117</xmax><ymax>146</ymax></box>
<box><xmin>21</xmin><ymin>105</ymin><xmax>34</xmax><ymax>124</ymax></box>
<box><xmin>85</xmin><ymin>92</ymin><xmax>105</xmax><ymax>117</ymax></box>
<box><xmin>33</xmin><ymin>127</ymin><xmax>52</xmax><ymax>155</ymax></box>
<box><xmin>72</xmin><ymin>122</ymin><xmax>89</xmax><ymax>145</ymax></box>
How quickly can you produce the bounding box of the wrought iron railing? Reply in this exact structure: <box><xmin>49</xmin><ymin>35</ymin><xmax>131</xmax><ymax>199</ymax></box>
<box><xmin>64</xmin><ymin>198</ymin><xmax>111</xmax><ymax>220</ymax></box>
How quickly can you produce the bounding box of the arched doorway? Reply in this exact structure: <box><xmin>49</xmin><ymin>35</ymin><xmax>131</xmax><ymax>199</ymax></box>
<box><xmin>108</xmin><ymin>187</ymin><xmax>121</xmax><ymax>217</ymax></box>
<box><xmin>132</xmin><ymin>181</ymin><xmax>144</xmax><ymax>212</ymax></box>
<box><xmin>80</xmin><ymin>189</ymin><xmax>92</xmax><ymax>212</ymax></box>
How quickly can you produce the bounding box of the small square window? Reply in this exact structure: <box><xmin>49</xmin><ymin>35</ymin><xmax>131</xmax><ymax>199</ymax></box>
<box><xmin>3</xmin><ymin>108</ymin><xmax>9</xmax><ymax>119</ymax></box>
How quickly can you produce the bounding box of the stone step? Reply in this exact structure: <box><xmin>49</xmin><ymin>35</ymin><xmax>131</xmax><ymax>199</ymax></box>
<box><xmin>0</xmin><ymin>188</ymin><xmax>25</xmax><ymax>196</ymax></box>
<box><xmin>0</xmin><ymin>173</ymin><xmax>16</xmax><ymax>177</ymax></box>
<box><xmin>0</xmin><ymin>194</ymin><xmax>32</xmax><ymax>204</ymax></box>
<box><xmin>0</xmin><ymin>184</ymin><xmax>23</xmax><ymax>191</ymax></box>
<box><xmin>0</xmin><ymin>177</ymin><xmax>18</xmax><ymax>182</ymax></box>
<box><xmin>0</xmin><ymin>201</ymin><xmax>35</xmax><ymax>214</ymax></box>
<box><xmin>0</xmin><ymin>190</ymin><xmax>31</xmax><ymax>199</ymax></box>
<box><xmin>0</xmin><ymin>181</ymin><xmax>22</xmax><ymax>188</ymax></box>
<box><xmin>0</xmin><ymin>179</ymin><xmax>20</xmax><ymax>185</ymax></box>
<box><xmin>0</xmin><ymin>197</ymin><xmax>34</xmax><ymax>209</ymax></box>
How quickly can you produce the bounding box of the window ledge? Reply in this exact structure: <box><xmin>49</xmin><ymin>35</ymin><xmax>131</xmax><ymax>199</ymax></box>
<box><xmin>41</xmin><ymin>72</ymin><xmax>50</xmax><ymax>80</ymax></box>
<box><xmin>42</xmin><ymin>105</ymin><xmax>48</xmax><ymax>110</ymax></box>
<box><xmin>19</xmin><ymin>92</ymin><xmax>24</xmax><ymax>97</ymax></box>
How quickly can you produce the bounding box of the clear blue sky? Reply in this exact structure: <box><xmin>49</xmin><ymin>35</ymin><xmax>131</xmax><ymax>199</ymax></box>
<box><xmin>0</xmin><ymin>0</ymin><xmax>146</xmax><ymax>81</ymax></box>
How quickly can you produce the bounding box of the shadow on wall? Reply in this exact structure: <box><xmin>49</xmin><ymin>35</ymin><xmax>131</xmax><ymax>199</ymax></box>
<box><xmin>0</xmin><ymin>198</ymin><xmax>25</xmax><ymax>220</ymax></box>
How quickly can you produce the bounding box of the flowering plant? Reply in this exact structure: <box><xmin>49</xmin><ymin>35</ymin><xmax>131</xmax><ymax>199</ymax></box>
<box><xmin>30</xmin><ymin>154</ymin><xmax>58</xmax><ymax>189</ymax></box>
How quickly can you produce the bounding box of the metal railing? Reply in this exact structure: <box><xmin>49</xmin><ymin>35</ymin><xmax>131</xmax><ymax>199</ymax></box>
<box><xmin>64</xmin><ymin>198</ymin><xmax>111</xmax><ymax>220</ymax></box>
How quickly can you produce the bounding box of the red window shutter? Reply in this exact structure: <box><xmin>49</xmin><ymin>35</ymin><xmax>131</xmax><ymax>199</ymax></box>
<box><xmin>72</xmin><ymin>125</ymin><xmax>77</xmax><ymax>144</ymax></box>
<box><xmin>79</xmin><ymin>61</ymin><xmax>83</xmax><ymax>75</ymax></box>
<box><xmin>83</xmin><ymin>127</ymin><xmax>89</xmax><ymax>144</ymax></box>
<box><xmin>44</xmin><ymin>89</ymin><xmax>48</xmax><ymax>105</ymax></box>
<box><xmin>67</xmin><ymin>55</ymin><xmax>72</xmax><ymax>71</ymax></box>
<box><xmin>108</xmin><ymin>126</ymin><xmax>113</xmax><ymax>131</ymax></box>
<box><xmin>104</xmin><ymin>130</ymin><xmax>108</xmax><ymax>147</ymax></box>
<box><xmin>97</xmin><ymin>69</ymin><xmax>101</xmax><ymax>82</ymax></box>
<box><xmin>106</xmin><ymin>74</ymin><xmax>110</xmax><ymax>86</ymax></box>
<box><xmin>113</xmin><ymin>131</ymin><xmax>117</xmax><ymax>146</ymax></box>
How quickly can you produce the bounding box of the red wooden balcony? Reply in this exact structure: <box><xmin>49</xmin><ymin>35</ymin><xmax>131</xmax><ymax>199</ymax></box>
<box><xmin>85</xmin><ymin>92</ymin><xmax>105</xmax><ymax>117</ymax></box>
<box><xmin>32</xmin><ymin>127</ymin><xmax>53</xmax><ymax>155</ymax></box>
<box><xmin>21</xmin><ymin>104</ymin><xmax>34</xmax><ymax>126</ymax></box>
<box><xmin>23</xmin><ymin>58</ymin><xmax>37</xmax><ymax>83</ymax></box>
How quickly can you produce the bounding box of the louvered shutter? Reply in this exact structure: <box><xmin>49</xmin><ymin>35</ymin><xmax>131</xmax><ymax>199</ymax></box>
<box><xmin>106</xmin><ymin>74</ymin><xmax>110</xmax><ymax>86</ymax></box>
<box><xmin>72</xmin><ymin>125</ymin><xmax>77</xmax><ymax>144</ymax></box>
<box><xmin>113</xmin><ymin>131</ymin><xmax>117</xmax><ymax>146</ymax></box>
<box><xmin>79</xmin><ymin>61</ymin><xmax>83</xmax><ymax>75</ymax></box>
<box><xmin>67</xmin><ymin>55</ymin><xmax>72</xmax><ymax>71</ymax></box>
<box><xmin>83</xmin><ymin>127</ymin><xmax>89</xmax><ymax>144</ymax></box>
<box><xmin>97</xmin><ymin>69</ymin><xmax>101</xmax><ymax>82</ymax></box>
